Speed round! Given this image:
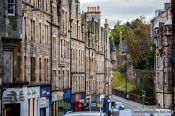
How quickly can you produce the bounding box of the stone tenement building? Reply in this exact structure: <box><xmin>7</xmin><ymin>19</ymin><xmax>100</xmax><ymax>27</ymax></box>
<box><xmin>82</xmin><ymin>6</ymin><xmax>112</xmax><ymax>111</ymax></box>
<box><xmin>52</xmin><ymin>0</ymin><xmax>71</xmax><ymax>115</ymax></box>
<box><xmin>69</xmin><ymin>0</ymin><xmax>86</xmax><ymax>112</ymax></box>
<box><xmin>0</xmin><ymin>0</ymin><xmax>113</xmax><ymax>115</ymax></box>
<box><xmin>0</xmin><ymin>0</ymin><xmax>52</xmax><ymax>116</ymax></box>
<box><xmin>151</xmin><ymin>3</ymin><xmax>174</xmax><ymax>108</ymax></box>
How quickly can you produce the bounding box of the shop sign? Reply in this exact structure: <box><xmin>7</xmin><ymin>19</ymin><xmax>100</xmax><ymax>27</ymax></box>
<box><xmin>97</xmin><ymin>103</ymin><xmax>103</xmax><ymax>108</ymax></box>
<box><xmin>64</xmin><ymin>89</ymin><xmax>71</xmax><ymax>99</ymax></box>
<box><xmin>40</xmin><ymin>87</ymin><xmax>51</xmax><ymax>97</ymax></box>
<box><xmin>52</xmin><ymin>92</ymin><xmax>58</xmax><ymax>102</ymax></box>
<box><xmin>3</xmin><ymin>88</ymin><xmax>27</xmax><ymax>104</ymax></box>
<box><xmin>75</xmin><ymin>94</ymin><xmax>80</xmax><ymax>102</ymax></box>
<box><xmin>52</xmin><ymin>91</ymin><xmax>64</xmax><ymax>102</ymax></box>
<box><xmin>58</xmin><ymin>92</ymin><xmax>64</xmax><ymax>100</ymax></box>
<box><xmin>27</xmin><ymin>87</ymin><xmax>40</xmax><ymax>99</ymax></box>
<box><xmin>40</xmin><ymin>97</ymin><xmax>47</xmax><ymax>108</ymax></box>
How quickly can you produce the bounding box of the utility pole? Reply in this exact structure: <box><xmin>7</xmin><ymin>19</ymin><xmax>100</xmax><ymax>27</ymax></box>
<box><xmin>171</xmin><ymin>0</ymin><xmax>175</xmax><ymax>111</ymax></box>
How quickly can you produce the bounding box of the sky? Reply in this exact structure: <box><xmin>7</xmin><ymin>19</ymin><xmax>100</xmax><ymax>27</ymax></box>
<box><xmin>80</xmin><ymin>0</ymin><xmax>170</xmax><ymax>28</ymax></box>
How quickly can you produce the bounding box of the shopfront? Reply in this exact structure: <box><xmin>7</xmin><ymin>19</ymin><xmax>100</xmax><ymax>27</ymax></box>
<box><xmin>90</xmin><ymin>95</ymin><xmax>97</xmax><ymax>111</ymax></box>
<box><xmin>27</xmin><ymin>87</ymin><xmax>40</xmax><ymax>116</ymax></box>
<box><xmin>63</xmin><ymin>89</ymin><xmax>71</xmax><ymax>113</ymax></box>
<box><xmin>2</xmin><ymin>88</ymin><xmax>27</xmax><ymax>116</ymax></box>
<box><xmin>80</xmin><ymin>93</ymin><xmax>85</xmax><ymax>111</ymax></box>
<box><xmin>85</xmin><ymin>96</ymin><xmax>91</xmax><ymax>111</ymax></box>
<box><xmin>96</xmin><ymin>95</ymin><xmax>101</xmax><ymax>111</ymax></box>
<box><xmin>52</xmin><ymin>91</ymin><xmax>64</xmax><ymax>116</ymax></box>
<box><xmin>40</xmin><ymin>86</ymin><xmax>51</xmax><ymax>116</ymax></box>
<box><xmin>73</xmin><ymin>93</ymin><xmax>80</xmax><ymax>112</ymax></box>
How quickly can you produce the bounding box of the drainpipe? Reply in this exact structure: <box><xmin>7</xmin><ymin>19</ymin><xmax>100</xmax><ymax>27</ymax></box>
<box><xmin>50</xmin><ymin>0</ymin><xmax>53</xmax><ymax>116</ymax></box>
<box><xmin>69</xmin><ymin>0</ymin><xmax>73</xmax><ymax>110</ymax></box>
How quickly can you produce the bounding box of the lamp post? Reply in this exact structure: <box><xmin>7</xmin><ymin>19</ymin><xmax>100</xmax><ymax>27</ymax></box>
<box><xmin>125</xmin><ymin>55</ymin><xmax>128</xmax><ymax>100</ymax></box>
<box><xmin>120</xmin><ymin>31</ymin><xmax>128</xmax><ymax>99</ymax></box>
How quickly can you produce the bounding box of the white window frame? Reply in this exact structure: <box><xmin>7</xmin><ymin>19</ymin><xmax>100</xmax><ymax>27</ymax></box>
<box><xmin>8</xmin><ymin>0</ymin><xmax>16</xmax><ymax>16</ymax></box>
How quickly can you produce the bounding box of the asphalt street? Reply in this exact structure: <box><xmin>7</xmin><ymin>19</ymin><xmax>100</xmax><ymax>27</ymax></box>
<box><xmin>111</xmin><ymin>95</ymin><xmax>157</xmax><ymax>116</ymax></box>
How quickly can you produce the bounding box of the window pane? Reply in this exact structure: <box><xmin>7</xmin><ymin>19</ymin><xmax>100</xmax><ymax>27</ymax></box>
<box><xmin>11</xmin><ymin>9</ymin><xmax>14</xmax><ymax>14</ymax></box>
<box><xmin>8</xmin><ymin>9</ymin><xmax>11</xmax><ymax>13</ymax></box>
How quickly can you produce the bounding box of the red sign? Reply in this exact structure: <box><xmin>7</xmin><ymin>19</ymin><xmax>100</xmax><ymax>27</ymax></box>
<box><xmin>75</xmin><ymin>94</ymin><xmax>80</xmax><ymax>102</ymax></box>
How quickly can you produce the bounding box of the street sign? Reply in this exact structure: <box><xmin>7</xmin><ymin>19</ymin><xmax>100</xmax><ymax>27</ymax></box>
<box><xmin>97</xmin><ymin>103</ymin><xmax>103</xmax><ymax>108</ymax></box>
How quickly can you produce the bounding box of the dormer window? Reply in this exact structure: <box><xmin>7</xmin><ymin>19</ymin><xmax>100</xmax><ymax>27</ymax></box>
<box><xmin>8</xmin><ymin>0</ymin><xmax>16</xmax><ymax>16</ymax></box>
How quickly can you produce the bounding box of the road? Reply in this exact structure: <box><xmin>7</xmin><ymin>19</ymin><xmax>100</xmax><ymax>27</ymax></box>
<box><xmin>111</xmin><ymin>95</ymin><xmax>157</xmax><ymax>116</ymax></box>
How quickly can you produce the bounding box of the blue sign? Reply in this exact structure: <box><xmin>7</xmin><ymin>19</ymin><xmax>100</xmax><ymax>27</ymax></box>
<box><xmin>64</xmin><ymin>89</ymin><xmax>71</xmax><ymax>99</ymax></box>
<box><xmin>40</xmin><ymin>87</ymin><xmax>51</xmax><ymax>97</ymax></box>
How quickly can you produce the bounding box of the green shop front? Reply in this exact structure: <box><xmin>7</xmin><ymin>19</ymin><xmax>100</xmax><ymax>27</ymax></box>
<box><xmin>52</xmin><ymin>91</ymin><xmax>64</xmax><ymax>116</ymax></box>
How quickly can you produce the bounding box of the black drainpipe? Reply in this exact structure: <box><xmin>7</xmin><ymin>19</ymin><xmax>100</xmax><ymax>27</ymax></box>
<box><xmin>50</xmin><ymin>0</ymin><xmax>53</xmax><ymax>116</ymax></box>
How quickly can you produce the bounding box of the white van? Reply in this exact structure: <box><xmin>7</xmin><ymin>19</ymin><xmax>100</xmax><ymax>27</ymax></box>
<box><xmin>63</xmin><ymin>112</ymin><xmax>107</xmax><ymax>116</ymax></box>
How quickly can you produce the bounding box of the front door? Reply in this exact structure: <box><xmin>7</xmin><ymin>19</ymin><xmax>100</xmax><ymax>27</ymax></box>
<box><xmin>40</xmin><ymin>108</ymin><xmax>46</xmax><ymax>116</ymax></box>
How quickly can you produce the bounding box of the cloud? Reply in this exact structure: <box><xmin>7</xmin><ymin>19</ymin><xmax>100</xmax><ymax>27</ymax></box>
<box><xmin>80</xmin><ymin>0</ymin><xmax>169</xmax><ymax>27</ymax></box>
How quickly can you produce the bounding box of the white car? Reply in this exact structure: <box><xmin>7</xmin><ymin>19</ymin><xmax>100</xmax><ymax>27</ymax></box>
<box><xmin>63</xmin><ymin>112</ymin><xmax>107</xmax><ymax>116</ymax></box>
<box><xmin>115</xmin><ymin>101</ymin><xmax>125</xmax><ymax>110</ymax></box>
<box><xmin>119</xmin><ymin>109</ymin><xmax>132</xmax><ymax>116</ymax></box>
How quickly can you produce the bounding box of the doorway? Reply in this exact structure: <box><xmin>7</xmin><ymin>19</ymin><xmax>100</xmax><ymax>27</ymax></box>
<box><xmin>4</xmin><ymin>103</ymin><xmax>20</xmax><ymax>116</ymax></box>
<box><xmin>40</xmin><ymin>108</ymin><xmax>46</xmax><ymax>116</ymax></box>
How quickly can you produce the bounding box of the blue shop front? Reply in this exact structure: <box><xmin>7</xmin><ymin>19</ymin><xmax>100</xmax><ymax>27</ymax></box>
<box><xmin>40</xmin><ymin>86</ymin><xmax>51</xmax><ymax>116</ymax></box>
<box><xmin>64</xmin><ymin>89</ymin><xmax>72</xmax><ymax>113</ymax></box>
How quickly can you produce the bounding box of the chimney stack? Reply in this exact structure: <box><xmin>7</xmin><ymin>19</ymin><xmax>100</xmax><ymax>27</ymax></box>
<box><xmin>164</xmin><ymin>3</ymin><xmax>171</xmax><ymax>10</ymax></box>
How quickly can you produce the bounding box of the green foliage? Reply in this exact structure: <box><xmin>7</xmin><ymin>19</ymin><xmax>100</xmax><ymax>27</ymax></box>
<box><xmin>112</xmin><ymin>71</ymin><xmax>136</xmax><ymax>92</ymax></box>
<box><xmin>111</xmin><ymin>17</ymin><xmax>153</xmax><ymax>69</ymax></box>
<box><xmin>135</xmin><ymin>49</ymin><xmax>154</xmax><ymax>69</ymax></box>
<box><xmin>110</xmin><ymin>24</ymin><xmax>125</xmax><ymax>48</ymax></box>
<box><xmin>134</xmin><ymin>70</ymin><xmax>155</xmax><ymax>97</ymax></box>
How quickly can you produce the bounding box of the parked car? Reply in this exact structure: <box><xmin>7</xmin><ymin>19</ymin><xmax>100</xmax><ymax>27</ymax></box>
<box><xmin>119</xmin><ymin>109</ymin><xmax>132</xmax><ymax>116</ymax></box>
<box><xmin>63</xmin><ymin>111</ymin><xmax>107</xmax><ymax>116</ymax></box>
<box><xmin>115</xmin><ymin>101</ymin><xmax>125</xmax><ymax>110</ymax></box>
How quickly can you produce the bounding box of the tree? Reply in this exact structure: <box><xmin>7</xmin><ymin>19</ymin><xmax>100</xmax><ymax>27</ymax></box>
<box><xmin>111</xmin><ymin>18</ymin><xmax>153</xmax><ymax>69</ymax></box>
<box><xmin>110</xmin><ymin>24</ymin><xmax>125</xmax><ymax>48</ymax></box>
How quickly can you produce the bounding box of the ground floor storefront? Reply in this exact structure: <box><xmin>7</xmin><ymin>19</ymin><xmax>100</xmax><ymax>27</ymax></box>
<box><xmin>2</xmin><ymin>85</ymin><xmax>52</xmax><ymax>116</ymax></box>
<box><xmin>63</xmin><ymin>89</ymin><xmax>71</xmax><ymax>114</ymax></box>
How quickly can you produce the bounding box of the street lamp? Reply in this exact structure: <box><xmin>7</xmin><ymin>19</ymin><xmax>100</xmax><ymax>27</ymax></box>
<box><xmin>119</xmin><ymin>31</ymin><xmax>128</xmax><ymax>99</ymax></box>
